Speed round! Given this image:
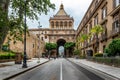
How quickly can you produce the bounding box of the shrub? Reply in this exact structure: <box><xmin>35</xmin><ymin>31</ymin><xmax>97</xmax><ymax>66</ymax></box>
<box><xmin>0</xmin><ymin>52</ymin><xmax>15</xmax><ymax>60</ymax></box>
<box><xmin>104</xmin><ymin>47</ymin><xmax>111</xmax><ymax>57</ymax></box>
<box><xmin>108</xmin><ymin>38</ymin><xmax>120</xmax><ymax>56</ymax></box>
<box><xmin>73</xmin><ymin>49</ymin><xmax>81</xmax><ymax>55</ymax></box>
<box><xmin>94</xmin><ymin>53</ymin><xmax>103</xmax><ymax>57</ymax></box>
<box><xmin>89</xmin><ymin>57</ymin><xmax>120</xmax><ymax>67</ymax></box>
<box><xmin>2</xmin><ymin>44</ymin><xmax>9</xmax><ymax>51</ymax></box>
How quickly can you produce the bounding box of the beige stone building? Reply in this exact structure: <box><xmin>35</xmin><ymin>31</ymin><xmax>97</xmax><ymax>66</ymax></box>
<box><xmin>3</xmin><ymin>3</ymin><xmax>75</xmax><ymax>58</ymax></box>
<box><xmin>29</xmin><ymin>4</ymin><xmax>76</xmax><ymax>57</ymax></box>
<box><xmin>76</xmin><ymin>0</ymin><xmax>120</xmax><ymax>55</ymax></box>
<box><xmin>4</xmin><ymin>32</ymin><xmax>43</xmax><ymax>59</ymax></box>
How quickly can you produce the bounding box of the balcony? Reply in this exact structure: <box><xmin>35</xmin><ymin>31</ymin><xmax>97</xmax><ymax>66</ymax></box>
<box><xmin>110</xmin><ymin>28</ymin><xmax>120</xmax><ymax>37</ymax></box>
<box><xmin>100</xmin><ymin>34</ymin><xmax>107</xmax><ymax>42</ymax></box>
<box><xmin>110</xmin><ymin>21</ymin><xmax>120</xmax><ymax>37</ymax></box>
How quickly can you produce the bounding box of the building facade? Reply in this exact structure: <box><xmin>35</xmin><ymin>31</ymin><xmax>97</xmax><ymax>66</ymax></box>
<box><xmin>29</xmin><ymin>4</ymin><xmax>76</xmax><ymax>57</ymax></box>
<box><xmin>76</xmin><ymin>0</ymin><xmax>120</xmax><ymax>55</ymax></box>
<box><xmin>4</xmin><ymin>32</ymin><xmax>43</xmax><ymax>59</ymax></box>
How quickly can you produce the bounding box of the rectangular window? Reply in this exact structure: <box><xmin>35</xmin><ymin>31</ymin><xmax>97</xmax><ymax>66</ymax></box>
<box><xmin>94</xmin><ymin>15</ymin><xmax>98</xmax><ymax>25</ymax></box>
<box><xmin>89</xmin><ymin>10</ymin><xmax>91</xmax><ymax>17</ymax></box>
<box><xmin>114</xmin><ymin>0</ymin><xmax>120</xmax><ymax>8</ymax></box>
<box><xmin>113</xmin><ymin>20</ymin><xmax>119</xmax><ymax>32</ymax></box>
<box><xmin>33</xmin><ymin>44</ymin><xmax>34</xmax><ymax>48</ymax></box>
<box><xmin>102</xmin><ymin>6</ymin><xmax>107</xmax><ymax>19</ymax></box>
<box><xmin>95</xmin><ymin>0</ymin><xmax>98</xmax><ymax>7</ymax></box>
<box><xmin>89</xmin><ymin>22</ymin><xmax>92</xmax><ymax>32</ymax></box>
<box><xmin>102</xmin><ymin>23</ymin><xmax>107</xmax><ymax>34</ymax></box>
<box><xmin>89</xmin><ymin>21</ymin><xmax>92</xmax><ymax>42</ymax></box>
<box><xmin>113</xmin><ymin>13</ymin><xmax>120</xmax><ymax>33</ymax></box>
<box><xmin>85</xmin><ymin>26</ymin><xmax>87</xmax><ymax>34</ymax></box>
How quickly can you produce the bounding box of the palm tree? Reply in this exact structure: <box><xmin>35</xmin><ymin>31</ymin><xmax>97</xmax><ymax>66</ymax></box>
<box><xmin>80</xmin><ymin>34</ymin><xmax>89</xmax><ymax>43</ymax></box>
<box><xmin>90</xmin><ymin>25</ymin><xmax>103</xmax><ymax>36</ymax></box>
<box><xmin>90</xmin><ymin>25</ymin><xmax>103</xmax><ymax>53</ymax></box>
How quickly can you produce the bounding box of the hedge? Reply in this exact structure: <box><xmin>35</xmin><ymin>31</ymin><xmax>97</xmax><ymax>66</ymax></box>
<box><xmin>0</xmin><ymin>52</ymin><xmax>15</xmax><ymax>60</ymax></box>
<box><xmin>94</xmin><ymin>53</ymin><xmax>103</xmax><ymax>57</ymax></box>
<box><xmin>88</xmin><ymin>57</ymin><xmax>120</xmax><ymax>67</ymax></box>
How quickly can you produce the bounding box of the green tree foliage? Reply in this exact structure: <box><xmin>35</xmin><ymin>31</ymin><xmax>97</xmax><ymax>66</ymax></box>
<box><xmin>90</xmin><ymin>25</ymin><xmax>103</xmax><ymax>35</ymax></box>
<box><xmin>104</xmin><ymin>47</ymin><xmax>111</xmax><ymax>56</ymax></box>
<box><xmin>90</xmin><ymin>25</ymin><xmax>103</xmax><ymax>53</ymax></box>
<box><xmin>80</xmin><ymin>34</ymin><xmax>89</xmax><ymax>42</ymax></box>
<box><xmin>0</xmin><ymin>0</ymin><xmax>55</xmax><ymax>50</ymax></box>
<box><xmin>64</xmin><ymin>42</ymin><xmax>75</xmax><ymax>55</ymax></box>
<box><xmin>73</xmin><ymin>49</ymin><xmax>81</xmax><ymax>55</ymax></box>
<box><xmin>64</xmin><ymin>42</ymin><xmax>75</xmax><ymax>49</ymax></box>
<box><xmin>45</xmin><ymin>43</ymin><xmax>57</xmax><ymax>51</ymax></box>
<box><xmin>107</xmin><ymin>38</ymin><xmax>120</xmax><ymax>56</ymax></box>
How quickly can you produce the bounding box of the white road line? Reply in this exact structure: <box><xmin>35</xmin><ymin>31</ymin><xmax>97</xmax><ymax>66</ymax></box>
<box><xmin>60</xmin><ymin>61</ymin><xmax>63</xmax><ymax>80</ymax></box>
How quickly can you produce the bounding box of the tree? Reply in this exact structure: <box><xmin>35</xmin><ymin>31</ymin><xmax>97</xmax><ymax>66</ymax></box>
<box><xmin>0</xmin><ymin>0</ymin><xmax>55</xmax><ymax>50</ymax></box>
<box><xmin>90</xmin><ymin>25</ymin><xmax>103</xmax><ymax>43</ymax></box>
<box><xmin>90</xmin><ymin>25</ymin><xmax>103</xmax><ymax>52</ymax></box>
<box><xmin>90</xmin><ymin>25</ymin><xmax>103</xmax><ymax>36</ymax></box>
<box><xmin>64</xmin><ymin>42</ymin><xmax>75</xmax><ymax>49</ymax></box>
<box><xmin>45</xmin><ymin>43</ymin><xmax>57</xmax><ymax>51</ymax></box>
<box><xmin>108</xmin><ymin>38</ymin><xmax>120</xmax><ymax>56</ymax></box>
<box><xmin>80</xmin><ymin>34</ymin><xmax>89</xmax><ymax>43</ymax></box>
<box><xmin>73</xmin><ymin>49</ymin><xmax>81</xmax><ymax>56</ymax></box>
<box><xmin>64</xmin><ymin>42</ymin><xmax>75</xmax><ymax>56</ymax></box>
<box><xmin>0</xmin><ymin>0</ymin><xmax>9</xmax><ymax>50</ymax></box>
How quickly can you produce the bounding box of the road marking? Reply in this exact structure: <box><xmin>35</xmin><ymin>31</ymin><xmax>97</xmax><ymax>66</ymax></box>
<box><xmin>60</xmin><ymin>61</ymin><xmax>63</xmax><ymax>80</ymax></box>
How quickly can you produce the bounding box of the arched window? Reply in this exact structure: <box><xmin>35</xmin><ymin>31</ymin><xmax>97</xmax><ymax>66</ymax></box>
<box><xmin>56</xmin><ymin>21</ymin><xmax>59</xmax><ymax>27</ymax></box>
<box><xmin>51</xmin><ymin>21</ymin><xmax>54</xmax><ymax>28</ymax></box>
<box><xmin>64</xmin><ymin>21</ymin><xmax>67</xmax><ymax>27</ymax></box>
<box><xmin>60</xmin><ymin>21</ymin><xmax>63</xmax><ymax>27</ymax></box>
<box><xmin>69</xmin><ymin>21</ymin><xmax>72</xmax><ymax>27</ymax></box>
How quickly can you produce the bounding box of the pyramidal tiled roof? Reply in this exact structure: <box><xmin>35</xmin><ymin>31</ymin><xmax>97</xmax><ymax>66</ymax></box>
<box><xmin>55</xmin><ymin>4</ymin><xmax>68</xmax><ymax>16</ymax></box>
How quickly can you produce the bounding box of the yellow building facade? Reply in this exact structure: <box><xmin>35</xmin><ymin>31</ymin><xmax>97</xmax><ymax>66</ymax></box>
<box><xmin>76</xmin><ymin>0</ymin><xmax>120</xmax><ymax>55</ymax></box>
<box><xmin>3</xmin><ymin>32</ymin><xmax>45</xmax><ymax>59</ymax></box>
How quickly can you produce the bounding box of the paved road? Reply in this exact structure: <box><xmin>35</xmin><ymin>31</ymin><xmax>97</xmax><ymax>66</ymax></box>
<box><xmin>10</xmin><ymin>58</ymin><xmax>114</xmax><ymax>80</ymax></box>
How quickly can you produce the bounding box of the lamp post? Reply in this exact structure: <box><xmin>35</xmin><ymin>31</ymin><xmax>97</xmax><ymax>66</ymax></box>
<box><xmin>22</xmin><ymin>0</ymin><xmax>27</xmax><ymax>68</ymax></box>
<box><xmin>37</xmin><ymin>22</ymin><xmax>42</xmax><ymax>63</ymax></box>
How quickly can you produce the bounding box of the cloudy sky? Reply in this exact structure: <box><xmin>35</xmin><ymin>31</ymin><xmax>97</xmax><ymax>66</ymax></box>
<box><xmin>27</xmin><ymin>0</ymin><xmax>92</xmax><ymax>30</ymax></box>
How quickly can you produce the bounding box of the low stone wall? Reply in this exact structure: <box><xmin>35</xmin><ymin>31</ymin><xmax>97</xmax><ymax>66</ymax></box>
<box><xmin>0</xmin><ymin>59</ymin><xmax>15</xmax><ymax>63</ymax></box>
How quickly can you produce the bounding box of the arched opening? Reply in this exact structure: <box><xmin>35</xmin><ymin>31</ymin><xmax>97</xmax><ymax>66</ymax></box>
<box><xmin>58</xmin><ymin>46</ymin><xmax>64</xmax><ymax>57</ymax></box>
<box><xmin>57</xmin><ymin>39</ymin><xmax>66</xmax><ymax>57</ymax></box>
<box><xmin>51</xmin><ymin>21</ymin><xmax>54</xmax><ymax>28</ymax></box>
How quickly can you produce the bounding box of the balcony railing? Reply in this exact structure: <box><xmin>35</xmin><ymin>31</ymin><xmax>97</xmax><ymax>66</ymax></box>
<box><xmin>110</xmin><ymin>28</ymin><xmax>120</xmax><ymax>37</ymax></box>
<box><xmin>100</xmin><ymin>34</ymin><xmax>107</xmax><ymax>42</ymax></box>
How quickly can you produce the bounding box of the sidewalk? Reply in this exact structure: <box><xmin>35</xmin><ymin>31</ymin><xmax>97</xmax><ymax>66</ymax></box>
<box><xmin>68</xmin><ymin>58</ymin><xmax>120</xmax><ymax>79</ymax></box>
<box><xmin>0</xmin><ymin>58</ymin><xmax>49</xmax><ymax>80</ymax></box>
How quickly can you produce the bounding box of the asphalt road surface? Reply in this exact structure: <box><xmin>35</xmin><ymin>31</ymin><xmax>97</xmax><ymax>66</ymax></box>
<box><xmin>10</xmin><ymin>58</ymin><xmax>115</xmax><ymax>80</ymax></box>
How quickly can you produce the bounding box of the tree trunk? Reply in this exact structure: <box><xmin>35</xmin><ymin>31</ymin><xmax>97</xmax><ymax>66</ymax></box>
<box><xmin>0</xmin><ymin>0</ymin><xmax>10</xmax><ymax>50</ymax></box>
<box><xmin>96</xmin><ymin>34</ymin><xmax>99</xmax><ymax>53</ymax></box>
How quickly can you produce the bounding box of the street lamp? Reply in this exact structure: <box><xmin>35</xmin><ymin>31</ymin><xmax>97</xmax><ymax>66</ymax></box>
<box><xmin>22</xmin><ymin>0</ymin><xmax>27</xmax><ymax>68</ymax></box>
<box><xmin>37</xmin><ymin>22</ymin><xmax>42</xmax><ymax>63</ymax></box>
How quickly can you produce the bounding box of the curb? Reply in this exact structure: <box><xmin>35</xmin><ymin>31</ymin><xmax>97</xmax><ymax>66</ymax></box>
<box><xmin>3</xmin><ymin>60</ymin><xmax>50</xmax><ymax>80</ymax></box>
<box><xmin>67</xmin><ymin>58</ymin><xmax>120</xmax><ymax>80</ymax></box>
